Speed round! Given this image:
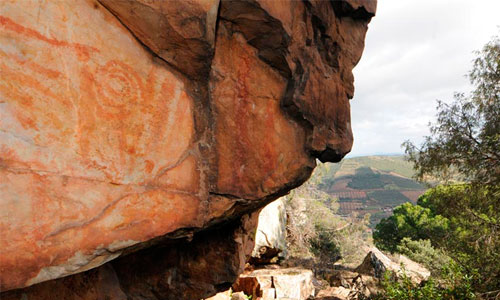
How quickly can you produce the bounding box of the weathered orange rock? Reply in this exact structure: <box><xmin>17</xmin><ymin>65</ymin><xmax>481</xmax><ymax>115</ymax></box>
<box><xmin>1</xmin><ymin>212</ymin><xmax>260</xmax><ymax>300</ymax></box>
<box><xmin>211</xmin><ymin>23</ymin><xmax>313</xmax><ymax>199</ymax></box>
<box><xmin>0</xmin><ymin>0</ymin><xmax>202</xmax><ymax>290</ymax></box>
<box><xmin>98</xmin><ymin>0</ymin><xmax>219</xmax><ymax>79</ymax></box>
<box><xmin>219</xmin><ymin>0</ymin><xmax>376</xmax><ymax>161</ymax></box>
<box><xmin>0</xmin><ymin>0</ymin><xmax>375</xmax><ymax>297</ymax></box>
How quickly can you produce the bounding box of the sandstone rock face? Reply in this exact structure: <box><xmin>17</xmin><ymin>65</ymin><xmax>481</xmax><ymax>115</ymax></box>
<box><xmin>0</xmin><ymin>0</ymin><xmax>375</xmax><ymax>297</ymax></box>
<box><xmin>98</xmin><ymin>0</ymin><xmax>219</xmax><ymax>79</ymax></box>
<box><xmin>1</xmin><ymin>212</ymin><xmax>259</xmax><ymax>300</ymax></box>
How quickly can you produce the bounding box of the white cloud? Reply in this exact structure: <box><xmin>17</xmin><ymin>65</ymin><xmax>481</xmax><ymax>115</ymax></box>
<box><xmin>347</xmin><ymin>0</ymin><xmax>500</xmax><ymax>157</ymax></box>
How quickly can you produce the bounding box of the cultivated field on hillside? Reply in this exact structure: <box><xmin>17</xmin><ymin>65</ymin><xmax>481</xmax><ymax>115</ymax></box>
<box><xmin>317</xmin><ymin>155</ymin><xmax>427</xmax><ymax>227</ymax></box>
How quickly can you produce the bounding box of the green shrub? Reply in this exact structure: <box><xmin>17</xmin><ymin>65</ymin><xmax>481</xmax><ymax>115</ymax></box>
<box><xmin>373</xmin><ymin>202</ymin><xmax>450</xmax><ymax>252</ymax></box>
<box><xmin>396</xmin><ymin>238</ymin><xmax>451</xmax><ymax>276</ymax></box>
<box><xmin>375</xmin><ymin>266</ymin><xmax>476</xmax><ymax>300</ymax></box>
<box><xmin>309</xmin><ymin>229</ymin><xmax>341</xmax><ymax>263</ymax></box>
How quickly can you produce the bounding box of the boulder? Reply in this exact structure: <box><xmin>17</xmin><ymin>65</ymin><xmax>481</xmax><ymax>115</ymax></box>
<box><xmin>233</xmin><ymin>268</ymin><xmax>314</xmax><ymax>300</ymax></box>
<box><xmin>355</xmin><ymin>248</ymin><xmax>430</xmax><ymax>284</ymax></box>
<box><xmin>0</xmin><ymin>0</ymin><xmax>375</xmax><ymax>297</ymax></box>
<box><xmin>251</xmin><ymin>198</ymin><xmax>288</xmax><ymax>264</ymax></box>
<box><xmin>316</xmin><ymin>269</ymin><xmax>381</xmax><ymax>300</ymax></box>
<box><xmin>323</xmin><ymin>269</ymin><xmax>360</xmax><ymax>287</ymax></box>
<box><xmin>273</xmin><ymin>270</ymin><xmax>314</xmax><ymax>300</ymax></box>
<box><xmin>315</xmin><ymin>272</ymin><xmax>381</xmax><ymax>300</ymax></box>
<box><xmin>231</xmin><ymin>292</ymin><xmax>250</xmax><ymax>300</ymax></box>
<box><xmin>315</xmin><ymin>286</ymin><xmax>351</xmax><ymax>300</ymax></box>
<box><xmin>233</xmin><ymin>276</ymin><xmax>262</xmax><ymax>299</ymax></box>
<box><xmin>205</xmin><ymin>290</ymin><xmax>232</xmax><ymax>300</ymax></box>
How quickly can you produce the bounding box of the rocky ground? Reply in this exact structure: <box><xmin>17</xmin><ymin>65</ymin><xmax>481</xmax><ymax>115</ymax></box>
<box><xmin>205</xmin><ymin>247</ymin><xmax>430</xmax><ymax>300</ymax></box>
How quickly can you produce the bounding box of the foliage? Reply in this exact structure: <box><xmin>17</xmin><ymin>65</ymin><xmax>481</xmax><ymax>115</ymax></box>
<box><xmin>285</xmin><ymin>164</ymin><xmax>372</xmax><ymax>266</ymax></box>
<box><xmin>285</xmin><ymin>165</ymin><xmax>341</xmax><ymax>260</ymax></box>
<box><xmin>374</xmin><ymin>184</ymin><xmax>500</xmax><ymax>293</ymax></box>
<box><xmin>418</xmin><ymin>184</ymin><xmax>500</xmax><ymax>292</ymax></box>
<box><xmin>307</xmin><ymin>193</ymin><xmax>342</xmax><ymax>263</ymax></box>
<box><xmin>403</xmin><ymin>36</ymin><xmax>499</xmax><ymax>185</ymax></box>
<box><xmin>309</xmin><ymin>229</ymin><xmax>341</xmax><ymax>262</ymax></box>
<box><xmin>373</xmin><ymin>201</ymin><xmax>449</xmax><ymax>252</ymax></box>
<box><xmin>369</xmin><ymin>211</ymin><xmax>391</xmax><ymax>229</ymax></box>
<box><xmin>375</xmin><ymin>266</ymin><xmax>476</xmax><ymax>300</ymax></box>
<box><xmin>334</xmin><ymin>213</ymin><xmax>372</xmax><ymax>266</ymax></box>
<box><xmin>396</xmin><ymin>238</ymin><xmax>452</xmax><ymax>276</ymax></box>
<box><xmin>382</xmin><ymin>34</ymin><xmax>500</xmax><ymax>296</ymax></box>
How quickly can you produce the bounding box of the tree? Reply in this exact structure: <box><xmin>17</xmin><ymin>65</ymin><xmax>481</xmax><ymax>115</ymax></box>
<box><xmin>398</xmin><ymin>34</ymin><xmax>500</xmax><ymax>295</ymax></box>
<box><xmin>373</xmin><ymin>201</ymin><xmax>449</xmax><ymax>252</ymax></box>
<box><xmin>417</xmin><ymin>184</ymin><xmax>500</xmax><ymax>292</ymax></box>
<box><xmin>402</xmin><ymin>36</ymin><xmax>499</xmax><ymax>185</ymax></box>
<box><xmin>375</xmin><ymin>185</ymin><xmax>500</xmax><ymax>294</ymax></box>
<box><xmin>396</xmin><ymin>238</ymin><xmax>452</xmax><ymax>276</ymax></box>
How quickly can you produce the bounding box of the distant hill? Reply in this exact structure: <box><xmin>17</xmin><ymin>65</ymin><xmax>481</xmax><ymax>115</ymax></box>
<box><xmin>316</xmin><ymin>155</ymin><xmax>428</xmax><ymax>228</ymax></box>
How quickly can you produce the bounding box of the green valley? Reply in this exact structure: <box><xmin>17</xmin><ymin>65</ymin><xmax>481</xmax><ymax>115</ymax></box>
<box><xmin>316</xmin><ymin>155</ymin><xmax>426</xmax><ymax>227</ymax></box>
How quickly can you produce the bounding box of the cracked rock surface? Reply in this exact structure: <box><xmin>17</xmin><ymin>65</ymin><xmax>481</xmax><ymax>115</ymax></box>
<box><xmin>0</xmin><ymin>0</ymin><xmax>375</xmax><ymax>298</ymax></box>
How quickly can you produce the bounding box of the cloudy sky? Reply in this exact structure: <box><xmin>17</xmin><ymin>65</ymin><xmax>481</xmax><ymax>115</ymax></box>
<box><xmin>348</xmin><ymin>0</ymin><xmax>500</xmax><ymax>157</ymax></box>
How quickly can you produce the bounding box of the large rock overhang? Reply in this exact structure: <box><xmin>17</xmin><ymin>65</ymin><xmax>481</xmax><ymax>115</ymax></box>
<box><xmin>0</xmin><ymin>0</ymin><xmax>375</xmax><ymax>297</ymax></box>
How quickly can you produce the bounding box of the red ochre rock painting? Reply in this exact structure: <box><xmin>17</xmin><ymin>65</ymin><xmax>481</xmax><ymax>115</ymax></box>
<box><xmin>0</xmin><ymin>0</ymin><xmax>375</xmax><ymax>298</ymax></box>
<box><xmin>0</xmin><ymin>1</ymin><xmax>198</xmax><ymax>290</ymax></box>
